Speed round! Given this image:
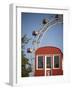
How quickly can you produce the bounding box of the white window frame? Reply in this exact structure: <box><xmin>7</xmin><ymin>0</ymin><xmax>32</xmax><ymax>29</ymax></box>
<box><xmin>36</xmin><ymin>55</ymin><xmax>44</xmax><ymax>70</ymax></box>
<box><xmin>45</xmin><ymin>55</ymin><xmax>52</xmax><ymax>70</ymax></box>
<box><xmin>45</xmin><ymin>55</ymin><xmax>53</xmax><ymax>76</ymax></box>
<box><xmin>53</xmin><ymin>54</ymin><xmax>60</xmax><ymax>69</ymax></box>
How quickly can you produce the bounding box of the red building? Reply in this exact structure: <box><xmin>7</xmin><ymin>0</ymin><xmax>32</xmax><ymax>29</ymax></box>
<box><xmin>35</xmin><ymin>46</ymin><xmax>63</xmax><ymax>76</ymax></box>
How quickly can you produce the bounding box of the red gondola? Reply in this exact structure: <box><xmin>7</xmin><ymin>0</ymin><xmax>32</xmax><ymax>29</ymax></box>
<box><xmin>35</xmin><ymin>46</ymin><xmax>63</xmax><ymax>76</ymax></box>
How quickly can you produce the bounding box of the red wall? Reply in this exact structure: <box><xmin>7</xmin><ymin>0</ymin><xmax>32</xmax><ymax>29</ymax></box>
<box><xmin>35</xmin><ymin>46</ymin><xmax>63</xmax><ymax>76</ymax></box>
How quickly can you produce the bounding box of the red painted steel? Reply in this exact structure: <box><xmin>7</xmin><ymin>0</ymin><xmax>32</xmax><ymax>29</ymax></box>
<box><xmin>35</xmin><ymin>46</ymin><xmax>63</xmax><ymax>76</ymax></box>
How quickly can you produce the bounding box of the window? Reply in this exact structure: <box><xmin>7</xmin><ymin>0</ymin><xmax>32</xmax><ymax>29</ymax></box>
<box><xmin>38</xmin><ymin>56</ymin><xmax>43</xmax><ymax>68</ymax></box>
<box><xmin>46</xmin><ymin>57</ymin><xmax>51</xmax><ymax>68</ymax></box>
<box><xmin>54</xmin><ymin>56</ymin><xmax>60</xmax><ymax>68</ymax></box>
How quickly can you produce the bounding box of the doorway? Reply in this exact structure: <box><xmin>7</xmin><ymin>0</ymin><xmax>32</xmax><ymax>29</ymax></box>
<box><xmin>45</xmin><ymin>56</ymin><xmax>52</xmax><ymax>76</ymax></box>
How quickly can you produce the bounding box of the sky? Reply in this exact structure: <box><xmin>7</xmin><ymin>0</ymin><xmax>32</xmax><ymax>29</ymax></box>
<box><xmin>21</xmin><ymin>12</ymin><xmax>63</xmax><ymax>60</ymax></box>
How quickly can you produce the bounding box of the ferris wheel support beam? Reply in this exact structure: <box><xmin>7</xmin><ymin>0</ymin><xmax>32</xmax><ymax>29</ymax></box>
<box><xmin>27</xmin><ymin>15</ymin><xmax>63</xmax><ymax>76</ymax></box>
<box><xmin>28</xmin><ymin>15</ymin><xmax>63</xmax><ymax>53</ymax></box>
<box><xmin>32</xmin><ymin>16</ymin><xmax>63</xmax><ymax>51</ymax></box>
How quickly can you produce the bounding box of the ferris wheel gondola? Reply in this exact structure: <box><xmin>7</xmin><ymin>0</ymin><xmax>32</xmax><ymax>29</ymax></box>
<box><xmin>31</xmin><ymin>15</ymin><xmax>63</xmax><ymax>51</ymax></box>
<box><xmin>27</xmin><ymin>14</ymin><xmax>63</xmax><ymax>76</ymax></box>
<box><xmin>27</xmin><ymin>14</ymin><xmax>63</xmax><ymax>53</ymax></box>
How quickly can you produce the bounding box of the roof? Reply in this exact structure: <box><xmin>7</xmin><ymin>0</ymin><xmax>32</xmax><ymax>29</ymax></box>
<box><xmin>35</xmin><ymin>46</ymin><xmax>63</xmax><ymax>55</ymax></box>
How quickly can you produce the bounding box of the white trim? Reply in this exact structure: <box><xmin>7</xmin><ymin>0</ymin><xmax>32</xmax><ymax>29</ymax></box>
<box><xmin>45</xmin><ymin>56</ymin><xmax>46</xmax><ymax>76</ymax></box>
<box><xmin>45</xmin><ymin>55</ymin><xmax>53</xmax><ymax>76</ymax></box>
<box><xmin>9</xmin><ymin>4</ymin><xmax>17</xmax><ymax>86</ymax></box>
<box><xmin>46</xmin><ymin>55</ymin><xmax>52</xmax><ymax>69</ymax></box>
<box><xmin>34</xmin><ymin>54</ymin><xmax>59</xmax><ymax>56</ymax></box>
<box><xmin>53</xmin><ymin>54</ymin><xmax>60</xmax><ymax>69</ymax></box>
<box><xmin>36</xmin><ymin>55</ymin><xmax>44</xmax><ymax>70</ymax></box>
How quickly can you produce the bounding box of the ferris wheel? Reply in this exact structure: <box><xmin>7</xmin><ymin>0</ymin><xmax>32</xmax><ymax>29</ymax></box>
<box><xmin>27</xmin><ymin>14</ymin><xmax>63</xmax><ymax>76</ymax></box>
<box><xmin>27</xmin><ymin>14</ymin><xmax>63</xmax><ymax>53</ymax></box>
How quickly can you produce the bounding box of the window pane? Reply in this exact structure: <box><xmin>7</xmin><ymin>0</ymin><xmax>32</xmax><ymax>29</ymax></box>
<box><xmin>54</xmin><ymin>56</ymin><xmax>59</xmax><ymax>68</ymax></box>
<box><xmin>46</xmin><ymin>57</ymin><xmax>51</xmax><ymax>68</ymax></box>
<box><xmin>38</xmin><ymin>56</ymin><xmax>43</xmax><ymax>68</ymax></box>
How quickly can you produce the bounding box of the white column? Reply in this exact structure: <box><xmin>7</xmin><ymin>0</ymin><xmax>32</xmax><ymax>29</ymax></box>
<box><xmin>45</xmin><ymin>56</ymin><xmax>46</xmax><ymax>76</ymax></box>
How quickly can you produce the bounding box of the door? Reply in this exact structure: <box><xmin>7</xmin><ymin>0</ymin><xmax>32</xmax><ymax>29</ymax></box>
<box><xmin>45</xmin><ymin>56</ymin><xmax>52</xmax><ymax>76</ymax></box>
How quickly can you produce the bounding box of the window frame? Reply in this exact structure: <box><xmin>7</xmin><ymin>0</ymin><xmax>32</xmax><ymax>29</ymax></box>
<box><xmin>36</xmin><ymin>55</ymin><xmax>44</xmax><ymax>70</ymax></box>
<box><xmin>45</xmin><ymin>55</ymin><xmax>52</xmax><ymax>70</ymax></box>
<box><xmin>53</xmin><ymin>54</ymin><xmax>60</xmax><ymax>69</ymax></box>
